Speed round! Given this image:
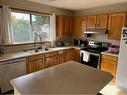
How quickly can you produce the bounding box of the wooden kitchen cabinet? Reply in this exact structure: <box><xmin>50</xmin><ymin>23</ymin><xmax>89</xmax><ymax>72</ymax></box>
<box><xmin>108</xmin><ymin>13</ymin><xmax>126</xmax><ymax>40</ymax></box>
<box><xmin>70</xmin><ymin>48</ymin><xmax>76</xmax><ymax>60</ymax></box>
<box><xmin>58</xmin><ymin>49</ymin><xmax>71</xmax><ymax>64</ymax></box>
<box><xmin>87</xmin><ymin>16</ymin><xmax>96</xmax><ymax>28</ymax></box>
<box><xmin>75</xmin><ymin>48</ymin><xmax>80</xmax><ymax>62</ymax></box>
<box><xmin>126</xmin><ymin>13</ymin><xmax>127</xmax><ymax>27</ymax></box>
<box><xmin>56</xmin><ymin>15</ymin><xmax>72</xmax><ymax>37</ymax></box>
<box><xmin>87</xmin><ymin>14</ymin><xmax>108</xmax><ymax>29</ymax></box>
<box><xmin>69</xmin><ymin>48</ymin><xmax>80</xmax><ymax>62</ymax></box>
<box><xmin>97</xmin><ymin>14</ymin><xmax>108</xmax><ymax>29</ymax></box>
<box><xmin>72</xmin><ymin>16</ymin><xmax>87</xmax><ymax>37</ymax></box>
<box><xmin>44</xmin><ymin>51</ymin><xmax>58</xmax><ymax>68</ymax></box>
<box><xmin>101</xmin><ymin>54</ymin><xmax>118</xmax><ymax>82</ymax></box>
<box><xmin>27</xmin><ymin>54</ymin><xmax>44</xmax><ymax>73</ymax></box>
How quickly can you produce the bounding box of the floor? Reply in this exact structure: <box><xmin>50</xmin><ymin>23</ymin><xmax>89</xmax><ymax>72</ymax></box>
<box><xmin>100</xmin><ymin>82</ymin><xmax>127</xmax><ymax>95</ymax></box>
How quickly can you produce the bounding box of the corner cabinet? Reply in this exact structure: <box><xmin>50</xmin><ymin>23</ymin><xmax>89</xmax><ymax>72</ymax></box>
<box><xmin>56</xmin><ymin>15</ymin><xmax>72</xmax><ymax>37</ymax></box>
<box><xmin>108</xmin><ymin>13</ymin><xmax>126</xmax><ymax>40</ymax></box>
<box><xmin>58</xmin><ymin>49</ymin><xmax>70</xmax><ymax>64</ymax></box>
<box><xmin>101</xmin><ymin>54</ymin><xmax>118</xmax><ymax>82</ymax></box>
<box><xmin>72</xmin><ymin>16</ymin><xmax>87</xmax><ymax>37</ymax></box>
<box><xmin>27</xmin><ymin>54</ymin><xmax>44</xmax><ymax>73</ymax></box>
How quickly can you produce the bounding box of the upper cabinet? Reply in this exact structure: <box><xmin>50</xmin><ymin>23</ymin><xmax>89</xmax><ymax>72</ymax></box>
<box><xmin>56</xmin><ymin>15</ymin><xmax>72</xmax><ymax>37</ymax></box>
<box><xmin>72</xmin><ymin>16</ymin><xmax>87</xmax><ymax>37</ymax></box>
<box><xmin>108</xmin><ymin>13</ymin><xmax>126</xmax><ymax>40</ymax></box>
<box><xmin>87</xmin><ymin>14</ymin><xmax>108</xmax><ymax>29</ymax></box>
<box><xmin>87</xmin><ymin>16</ymin><xmax>96</xmax><ymax>28</ymax></box>
<box><xmin>96</xmin><ymin>14</ymin><xmax>108</xmax><ymax>29</ymax></box>
<box><xmin>125</xmin><ymin>13</ymin><xmax>127</xmax><ymax>27</ymax></box>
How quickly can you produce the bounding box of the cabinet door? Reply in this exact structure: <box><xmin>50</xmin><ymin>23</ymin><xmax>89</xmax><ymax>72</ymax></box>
<box><xmin>64</xmin><ymin>49</ymin><xmax>71</xmax><ymax>62</ymax></box>
<box><xmin>28</xmin><ymin>59</ymin><xmax>44</xmax><ymax>73</ymax></box>
<box><xmin>97</xmin><ymin>14</ymin><xmax>108</xmax><ymax>29</ymax></box>
<box><xmin>58</xmin><ymin>50</ymin><xmax>65</xmax><ymax>64</ymax></box>
<box><xmin>56</xmin><ymin>15</ymin><xmax>72</xmax><ymax>37</ymax></box>
<box><xmin>70</xmin><ymin>48</ymin><xmax>76</xmax><ymax>60</ymax></box>
<box><xmin>108</xmin><ymin>13</ymin><xmax>126</xmax><ymax>40</ymax></box>
<box><xmin>65</xmin><ymin>16</ymin><xmax>72</xmax><ymax>36</ymax></box>
<box><xmin>87</xmin><ymin>16</ymin><xmax>96</xmax><ymax>28</ymax></box>
<box><xmin>101</xmin><ymin>59</ymin><xmax>117</xmax><ymax>82</ymax></box>
<box><xmin>72</xmin><ymin>16</ymin><xmax>87</xmax><ymax>37</ymax></box>
<box><xmin>45</xmin><ymin>56</ymin><xmax>57</xmax><ymax>68</ymax></box>
<box><xmin>75</xmin><ymin>48</ymin><xmax>80</xmax><ymax>62</ymax></box>
<box><xmin>56</xmin><ymin>15</ymin><xmax>65</xmax><ymax>37</ymax></box>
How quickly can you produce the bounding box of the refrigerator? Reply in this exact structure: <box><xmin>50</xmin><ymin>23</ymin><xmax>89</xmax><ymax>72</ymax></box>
<box><xmin>116</xmin><ymin>27</ymin><xmax>127</xmax><ymax>89</ymax></box>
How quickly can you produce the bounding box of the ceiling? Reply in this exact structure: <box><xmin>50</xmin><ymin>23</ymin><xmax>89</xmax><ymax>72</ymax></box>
<box><xmin>28</xmin><ymin>0</ymin><xmax>127</xmax><ymax>11</ymax></box>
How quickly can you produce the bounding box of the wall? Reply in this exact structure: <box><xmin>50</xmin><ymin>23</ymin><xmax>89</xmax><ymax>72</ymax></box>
<box><xmin>72</xmin><ymin>3</ymin><xmax>127</xmax><ymax>45</ymax></box>
<box><xmin>0</xmin><ymin>0</ymin><xmax>73</xmax><ymax>15</ymax></box>
<box><xmin>0</xmin><ymin>0</ymin><xmax>73</xmax><ymax>53</ymax></box>
<box><xmin>73</xmin><ymin>3</ymin><xmax>127</xmax><ymax>16</ymax></box>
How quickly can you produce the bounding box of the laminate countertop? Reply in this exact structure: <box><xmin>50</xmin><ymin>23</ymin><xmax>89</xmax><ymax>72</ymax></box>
<box><xmin>0</xmin><ymin>46</ymin><xmax>81</xmax><ymax>62</ymax></box>
<box><xmin>11</xmin><ymin>61</ymin><xmax>113</xmax><ymax>95</ymax></box>
<box><xmin>101</xmin><ymin>51</ymin><xmax>118</xmax><ymax>57</ymax></box>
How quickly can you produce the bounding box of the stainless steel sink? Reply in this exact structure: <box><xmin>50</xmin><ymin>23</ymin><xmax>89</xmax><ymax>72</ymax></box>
<box><xmin>23</xmin><ymin>47</ymin><xmax>67</xmax><ymax>54</ymax></box>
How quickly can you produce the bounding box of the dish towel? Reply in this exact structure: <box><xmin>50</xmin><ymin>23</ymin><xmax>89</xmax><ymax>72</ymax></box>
<box><xmin>80</xmin><ymin>50</ymin><xmax>90</xmax><ymax>62</ymax></box>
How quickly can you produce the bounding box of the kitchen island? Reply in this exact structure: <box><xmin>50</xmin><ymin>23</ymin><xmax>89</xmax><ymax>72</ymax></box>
<box><xmin>11</xmin><ymin>61</ymin><xmax>113</xmax><ymax>95</ymax></box>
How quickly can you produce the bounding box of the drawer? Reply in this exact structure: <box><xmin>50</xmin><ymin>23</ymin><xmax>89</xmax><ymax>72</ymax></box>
<box><xmin>101</xmin><ymin>54</ymin><xmax>118</xmax><ymax>61</ymax></box>
<box><xmin>45</xmin><ymin>51</ymin><xmax>57</xmax><ymax>57</ymax></box>
<box><xmin>58</xmin><ymin>49</ymin><xmax>69</xmax><ymax>54</ymax></box>
<box><xmin>28</xmin><ymin>54</ymin><xmax>44</xmax><ymax>61</ymax></box>
<box><xmin>58</xmin><ymin>50</ymin><xmax>64</xmax><ymax>54</ymax></box>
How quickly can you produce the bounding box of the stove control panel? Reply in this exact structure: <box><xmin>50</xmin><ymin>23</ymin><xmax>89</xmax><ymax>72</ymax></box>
<box><xmin>88</xmin><ymin>41</ymin><xmax>109</xmax><ymax>47</ymax></box>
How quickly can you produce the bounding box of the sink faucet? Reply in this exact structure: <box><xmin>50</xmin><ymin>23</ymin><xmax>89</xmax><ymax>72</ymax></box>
<box><xmin>34</xmin><ymin>32</ymin><xmax>43</xmax><ymax>52</ymax></box>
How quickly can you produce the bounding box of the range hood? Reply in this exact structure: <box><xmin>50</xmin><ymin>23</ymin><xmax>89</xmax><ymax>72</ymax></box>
<box><xmin>84</xmin><ymin>28</ymin><xmax>108</xmax><ymax>34</ymax></box>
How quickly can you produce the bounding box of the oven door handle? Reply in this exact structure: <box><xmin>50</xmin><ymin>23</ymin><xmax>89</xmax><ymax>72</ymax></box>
<box><xmin>89</xmin><ymin>52</ymin><xmax>100</xmax><ymax>56</ymax></box>
<box><xmin>80</xmin><ymin>50</ymin><xmax>100</xmax><ymax>57</ymax></box>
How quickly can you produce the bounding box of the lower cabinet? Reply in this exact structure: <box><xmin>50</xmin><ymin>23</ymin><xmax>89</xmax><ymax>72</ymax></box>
<box><xmin>70</xmin><ymin>48</ymin><xmax>80</xmax><ymax>62</ymax></box>
<box><xmin>58</xmin><ymin>49</ymin><xmax>71</xmax><ymax>64</ymax></box>
<box><xmin>101</xmin><ymin>54</ymin><xmax>118</xmax><ymax>82</ymax></box>
<box><xmin>70</xmin><ymin>48</ymin><xmax>76</xmax><ymax>60</ymax></box>
<box><xmin>27</xmin><ymin>54</ymin><xmax>44</xmax><ymax>73</ymax></box>
<box><xmin>27</xmin><ymin>48</ymin><xmax>81</xmax><ymax>73</ymax></box>
<box><xmin>75</xmin><ymin>48</ymin><xmax>80</xmax><ymax>62</ymax></box>
<box><xmin>44</xmin><ymin>51</ymin><xmax>58</xmax><ymax>68</ymax></box>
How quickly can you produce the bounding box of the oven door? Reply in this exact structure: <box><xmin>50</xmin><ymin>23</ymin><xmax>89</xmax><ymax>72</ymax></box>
<box><xmin>80</xmin><ymin>50</ymin><xmax>101</xmax><ymax>69</ymax></box>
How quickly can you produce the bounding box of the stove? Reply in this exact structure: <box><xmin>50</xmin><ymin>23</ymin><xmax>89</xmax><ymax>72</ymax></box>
<box><xmin>80</xmin><ymin>41</ymin><xmax>109</xmax><ymax>69</ymax></box>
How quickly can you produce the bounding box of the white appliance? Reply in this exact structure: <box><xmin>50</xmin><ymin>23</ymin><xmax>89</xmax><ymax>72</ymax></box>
<box><xmin>116</xmin><ymin>27</ymin><xmax>127</xmax><ymax>89</ymax></box>
<box><xmin>0</xmin><ymin>58</ymin><xmax>26</xmax><ymax>93</ymax></box>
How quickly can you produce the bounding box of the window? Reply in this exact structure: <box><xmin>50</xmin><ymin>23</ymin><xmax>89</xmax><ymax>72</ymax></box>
<box><xmin>10</xmin><ymin>11</ymin><xmax>50</xmax><ymax>44</ymax></box>
<box><xmin>31</xmin><ymin>15</ymin><xmax>50</xmax><ymax>41</ymax></box>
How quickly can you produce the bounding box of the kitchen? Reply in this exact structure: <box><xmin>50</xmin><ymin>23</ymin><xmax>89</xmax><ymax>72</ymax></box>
<box><xmin>0</xmin><ymin>0</ymin><xmax>127</xmax><ymax>95</ymax></box>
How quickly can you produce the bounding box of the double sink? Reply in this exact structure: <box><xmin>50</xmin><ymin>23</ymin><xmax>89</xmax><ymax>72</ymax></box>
<box><xmin>24</xmin><ymin>47</ymin><xmax>69</xmax><ymax>54</ymax></box>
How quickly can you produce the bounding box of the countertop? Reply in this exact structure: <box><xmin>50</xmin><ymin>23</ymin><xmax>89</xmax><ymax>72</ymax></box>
<box><xmin>11</xmin><ymin>61</ymin><xmax>113</xmax><ymax>95</ymax></box>
<box><xmin>101</xmin><ymin>51</ymin><xmax>119</xmax><ymax>57</ymax></box>
<box><xmin>0</xmin><ymin>46</ymin><xmax>81</xmax><ymax>62</ymax></box>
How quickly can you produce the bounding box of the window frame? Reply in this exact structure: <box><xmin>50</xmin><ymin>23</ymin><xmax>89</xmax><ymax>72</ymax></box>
<box><xmin>10</xmin><ymin>9</ymin><xmax>51</xmax><ymax>45</ymax></box>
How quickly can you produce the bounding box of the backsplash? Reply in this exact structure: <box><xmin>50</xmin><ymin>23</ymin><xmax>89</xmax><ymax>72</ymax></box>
<box><xmin>86</xmin><ymin>34</ymin><xmax>120</xmax><ymax>45</ymax></box>
<box><xmin>3</xmin><ymin>34</ymin><xmax>120</xmax><ymax>53</ymax></box>
<box><xmin>4</xmin><ymin>42</ymin><xmax>51</xmax><ymax>53</ymax></box>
